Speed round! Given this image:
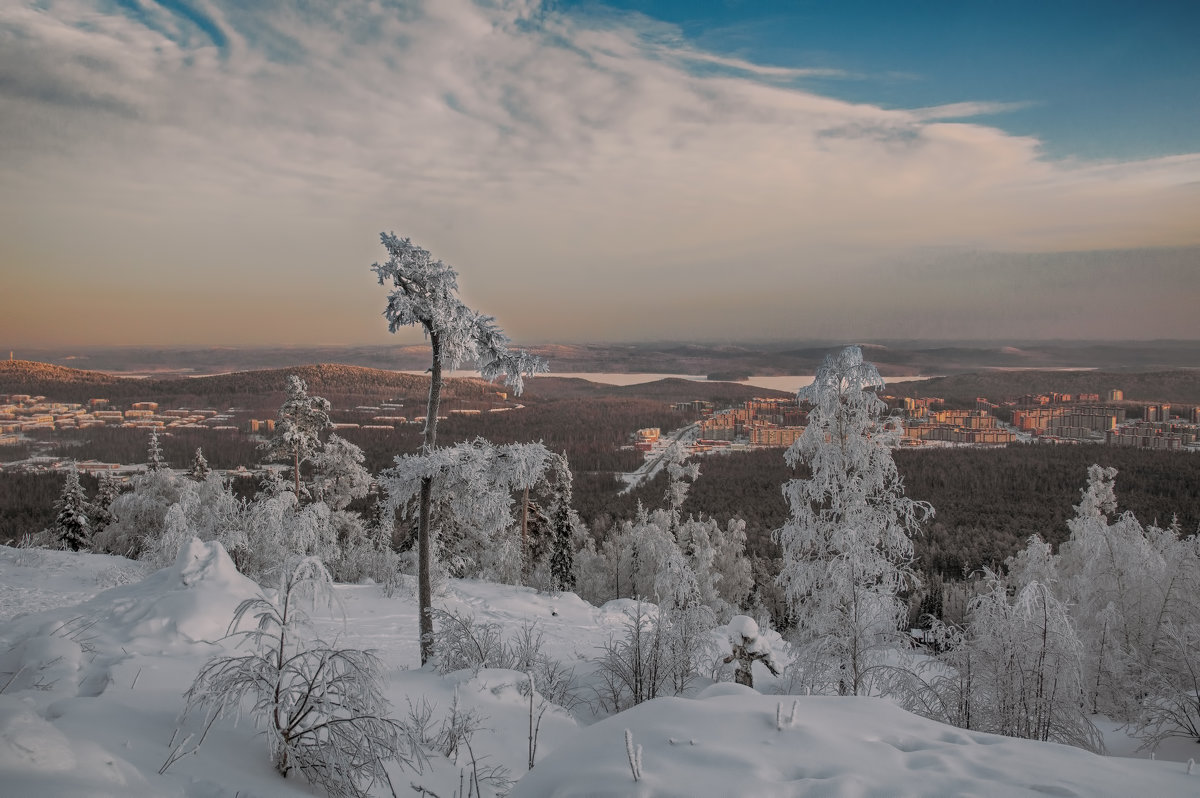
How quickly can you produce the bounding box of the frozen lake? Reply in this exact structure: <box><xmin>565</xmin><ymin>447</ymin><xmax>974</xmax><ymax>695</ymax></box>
<box><xmin>416</xmin><ymin>371</ymin><xmax>931</xmax><ymax>393</ymax></box>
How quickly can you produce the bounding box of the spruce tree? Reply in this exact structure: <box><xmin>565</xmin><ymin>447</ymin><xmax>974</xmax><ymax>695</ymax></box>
<box><xmin>548</xmin><ymin>453</ymin><xmax>580</xmax><ymax>592</ymax></box>
<box><xmin>190</xmin><ymin>447</ymin><xmax>212</xmax><ymax>482</ymax></box>
<box><xmin>91</xmin><ymin>470</ymin><xmax>124</xmax><ymax>536</ymax></box>
<box><xmin>54</xmin><ymin>464</ymin><xmax>91</xmax><ymax>551</ymax></box>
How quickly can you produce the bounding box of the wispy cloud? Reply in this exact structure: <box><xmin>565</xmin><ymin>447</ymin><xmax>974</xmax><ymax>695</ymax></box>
<box><xmin>0</xmin><ymin>0</ymin><xmax>1197</xmax><ymax>346</ymax></box>
<box><xmin>659</xmin><ymin>47</ymin><xmax>850</xmax><ymax>80</ymax></box>
<box><xmin>908</xmin><ymin>101</ymin><xmax>1034</xmax><ymax>121</ymax></box>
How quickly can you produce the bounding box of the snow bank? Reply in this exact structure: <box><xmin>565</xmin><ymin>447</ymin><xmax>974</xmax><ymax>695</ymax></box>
<box><xmin>99</xmin><ymin>537</ymin><xmax>259</xmax><ymax>644</ymax></box>
<box><xmin>0</xmin><ymin>696</ymin><xmax>164</xmax><ymax>797</ymax></box>
<box><xmin>511</xmin><ymin>691</ymin><xmax>1198</xmax><ymax>798</ymax></box>
<box><xmin>0</xmin><ymin>539</ymin><xmax>261</xmax><ymax>704</ymax></box>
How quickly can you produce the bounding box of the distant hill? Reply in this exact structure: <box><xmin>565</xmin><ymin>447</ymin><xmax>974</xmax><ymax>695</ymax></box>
<box><xmin>521</xmin><ymin>376</ymin><xmax>791</xmax><ymax>403</ymax></box>
<box><xmin>884</xmin><ymin>369</ymin><xmax>1200</xmax><ymax>407</ymax></box>
<box><xmin>0</xmin><ymin>361</ymin><xmax>499</xmax><ymax>408</ymax></box>
<box><xmin>12</xmin><ymin>339</ymin><xmax>1199</xmax><ymax>377</ymax></box>
<box><xmin>0</xmin><ymin>360</ymin><xmax>786</xmax><ymax>410</ymax></box>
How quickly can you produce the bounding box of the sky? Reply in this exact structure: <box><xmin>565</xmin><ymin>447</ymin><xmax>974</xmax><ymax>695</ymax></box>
<box><xmin>1</xmin><ymin>0</ymin><xmax>1198</xmax><ymax>348</ymax></box>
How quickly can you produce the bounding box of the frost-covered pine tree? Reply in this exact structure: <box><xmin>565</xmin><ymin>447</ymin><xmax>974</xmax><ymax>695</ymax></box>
<box><xmin>54</xmin><ymin>463</ymin><xmax>90</xmax><ymax>551</ymax></box>
<box><xmin>775</xmin><ymin>346</ymin><xmax>932</xmax><ymax>695</ymax></box>
<box><xmin>261</xmin><ymin>375</ymin><xmax>332</xmax><ymax>499</ymax></box>
<box><xmin>372</xmin><ymin>233</ymin><xmax>547</xmax><ymax>664</ymax></box>
<box><xmin>189</xmin><ymin>447</ymin><xmax>211</xmax><ymax>482</ymax></box>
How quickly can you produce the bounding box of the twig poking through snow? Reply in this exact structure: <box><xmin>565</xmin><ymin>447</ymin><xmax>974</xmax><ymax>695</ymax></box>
<box><xmin>625</xmin><ymin>729</ymin><xmax>642</xmax><ymax>782</ymax></box>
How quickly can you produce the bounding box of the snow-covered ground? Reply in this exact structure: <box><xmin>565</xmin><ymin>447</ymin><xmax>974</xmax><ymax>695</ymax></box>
<box><xmin>0</xmin><ymin>544</ymin><xmax>1196</xmax><ymax>797</ymax></box>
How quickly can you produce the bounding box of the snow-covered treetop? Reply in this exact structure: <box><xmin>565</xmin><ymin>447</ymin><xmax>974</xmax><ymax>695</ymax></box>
<box><xmin>372</xmin><ymin>233</ymin><xmax>548</xmax><ymax>395</ymax></box>
<box><xmin>1074</xmin><ymin>464</ymin><xmax>1118</xmax><ymax>520</ymax></box>
<box><xmin>797</xmin><ymin>345</ymin><xmax>886</xmax><ymax>410</ymax></box>
<box><xmin>380</xmin><ymin>438</ymin><xmax>552</xmax><ymax>516</ymax></box>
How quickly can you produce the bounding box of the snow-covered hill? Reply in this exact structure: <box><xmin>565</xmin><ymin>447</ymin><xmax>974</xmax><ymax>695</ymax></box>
<box><xmin>0</xmin><ymin>544</ymin><xmax>1195</xmax><ymax>797</ymax></box>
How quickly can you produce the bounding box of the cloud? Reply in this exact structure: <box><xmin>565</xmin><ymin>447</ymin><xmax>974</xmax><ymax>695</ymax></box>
<box><xmin>907</xmin><ymin>101</ymin><xmax>1034</xmax><ymax>121</ymax></box>
<box><xmin>0</xmin><ymin>0</ymin><xmax>1197</xmax><ymax>346</ymax></box>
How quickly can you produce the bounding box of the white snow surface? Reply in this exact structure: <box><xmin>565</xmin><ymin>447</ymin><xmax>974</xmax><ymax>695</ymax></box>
<box><xmin>0</xmin><ymin>543</ymin><xmax>1194</xmax><ymax>797</ymax></box>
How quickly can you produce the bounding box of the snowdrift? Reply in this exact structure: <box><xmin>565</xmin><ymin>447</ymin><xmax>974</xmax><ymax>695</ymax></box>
<box><xmin>512</xmin><ymin>685</ymin><xmax>1197</xmax><ymax>798</ymax></box>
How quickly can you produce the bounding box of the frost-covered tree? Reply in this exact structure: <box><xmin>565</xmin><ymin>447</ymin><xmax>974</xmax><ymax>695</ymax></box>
<box><xmin>53</xmin><ymin>464</ymin><xmax>90</xmax><ymax>551</ymax></box>
<box><xmin>710</xmin><ymin>518</ymin><xmax>753</xmax><ymax>619</ymax></box>
<box><xmin>775</xmin><ymin>346</ymin><xmax>932</xmax><ymax>696</ymax></box>
<box><xmin>261</xmin><ymin>375</ymin><xmax>332</xmax><ymax>499</ymax></box>
<box><xmin>655</xmin><ymin>551</ymin><xmax>716</xmax><ymax>694</ymax></box>
<box><xmin>310</xmin><ymin>434</ymin><xmax>371</xmax><ymax>511</ymax></box>
<box><xmin>890</xmin><ymin>560</ymin><xmax>1099</xmax><ymax>751</ymax></box>
<box><xmin>94</xmin><ymin>466</ymin><xmax>185</xmax><ymax>558</ymax></box>
<box><xmin>379</xmin><ymin>438</ymin><xmax>551</xmax><ymax>587</ymax></box>
<box><xmin>662</xmin><ymin>441</ymin><xmax>700</xmax><ymax>537</ymax></box>
<box><xmin>606</xmin><ymin>505</ymin><xmax>684</xmax><ymax>602</ymax></box>
<box><xmin>189</xmin><ymin>448</ymin><xmax>211</xmax><ymax>482</ymax></box>
<box><xmin>1056</xmin><ymin>467</ymin><xmax>1192</xmax><ymax>718</ymax></box>
<box><xmin>147</xmin><ymin>428</ymin><xmax>166</xmax><ymax>471</ymax></box>
<box><xmin>957</xmin><ymin>573</ymin><xmax>1098</xmax><ymax>750</ymax></box>
<box><xmin>373</xmin><ymin>233</ymin><xmax>547</xmax><ymax>664</ymax></box>
<box><xmin>177</xmin><ymin>558</ymin><xmax>411</xmax><ymax>797</ymax></box>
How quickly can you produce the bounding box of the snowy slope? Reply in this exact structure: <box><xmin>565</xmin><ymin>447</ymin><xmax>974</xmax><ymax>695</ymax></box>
<box><xmin>512</xmin><ymin>684</ymin><xmax>1197</xmax><ymax>797</ymax></box>
<box><xmin>0</xmin><ymin>545</ymin><xmax>1195</xmax><ymax>798</ymax></box>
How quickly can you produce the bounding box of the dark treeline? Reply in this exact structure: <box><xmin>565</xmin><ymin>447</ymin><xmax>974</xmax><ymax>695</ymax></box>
<box><xmin>658</xmin><ymin>444</ymin><xmax>1200</xmax><ymax>580</ymax></box>
<box><xmin>0</xmin><ymin>471</ymin><xmax>65</xmax><ymax>544</ymax></box>
<box><xmin>886</xmin><ymin>369</ymin><xmax>1200</xmax><ymax>408</ymax></box>
<box><xmin>340</xmin><ymin>398</ymin><xmax>688</xmax><ymax>476</ymax></box>
<box><xmin>42</xmin><ymin>427</ymin><xmax>265</xmax><ymax>470</ymax></box>
<box><xmin>897</xmin><ymin>445</ymin><xmax>1200</xmax><ymax>577</ymax></box>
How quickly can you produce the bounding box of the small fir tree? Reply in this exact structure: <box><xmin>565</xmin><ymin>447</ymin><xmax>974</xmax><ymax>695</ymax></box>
<box><xmin>54</xmin><ymin>464</ymin><xmax>90</xmax><ymax>551</ymax></box>
<box><xmin>190</xmin><ymin>448</ymin><xmax>212</xmax><ymax>482</ymax></box>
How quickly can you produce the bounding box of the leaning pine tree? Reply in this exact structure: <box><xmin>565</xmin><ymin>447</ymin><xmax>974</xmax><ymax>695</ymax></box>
<box><xmin>372</xmin><ymin>233</ymin><xmax>546</xmax><ymax>664</ymax></box>
<box><xmin>775</xmin><ymin>346</ymin><xmax>932</xmax><ymax>696</ymax></box>
<box><xmin>54</xmin><ymin>463</ymin><xmax>91</xmax><ymax>551</ymax></box>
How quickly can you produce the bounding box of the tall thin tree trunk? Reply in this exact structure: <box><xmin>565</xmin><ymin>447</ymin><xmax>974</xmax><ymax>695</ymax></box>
<box><xmin>521</xmin><ymin>485</ymin><xmax>530</xmax><ymax>571</ymax></box>
<box><xmin>293</xmin><ymin>445</ymin><xmax>301</xmax><ymax>500</ymax></box>
<box><xmin>418</xmin><ymin>332</ymin><xmax>443</xmax><ymax>665</ymax></box>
